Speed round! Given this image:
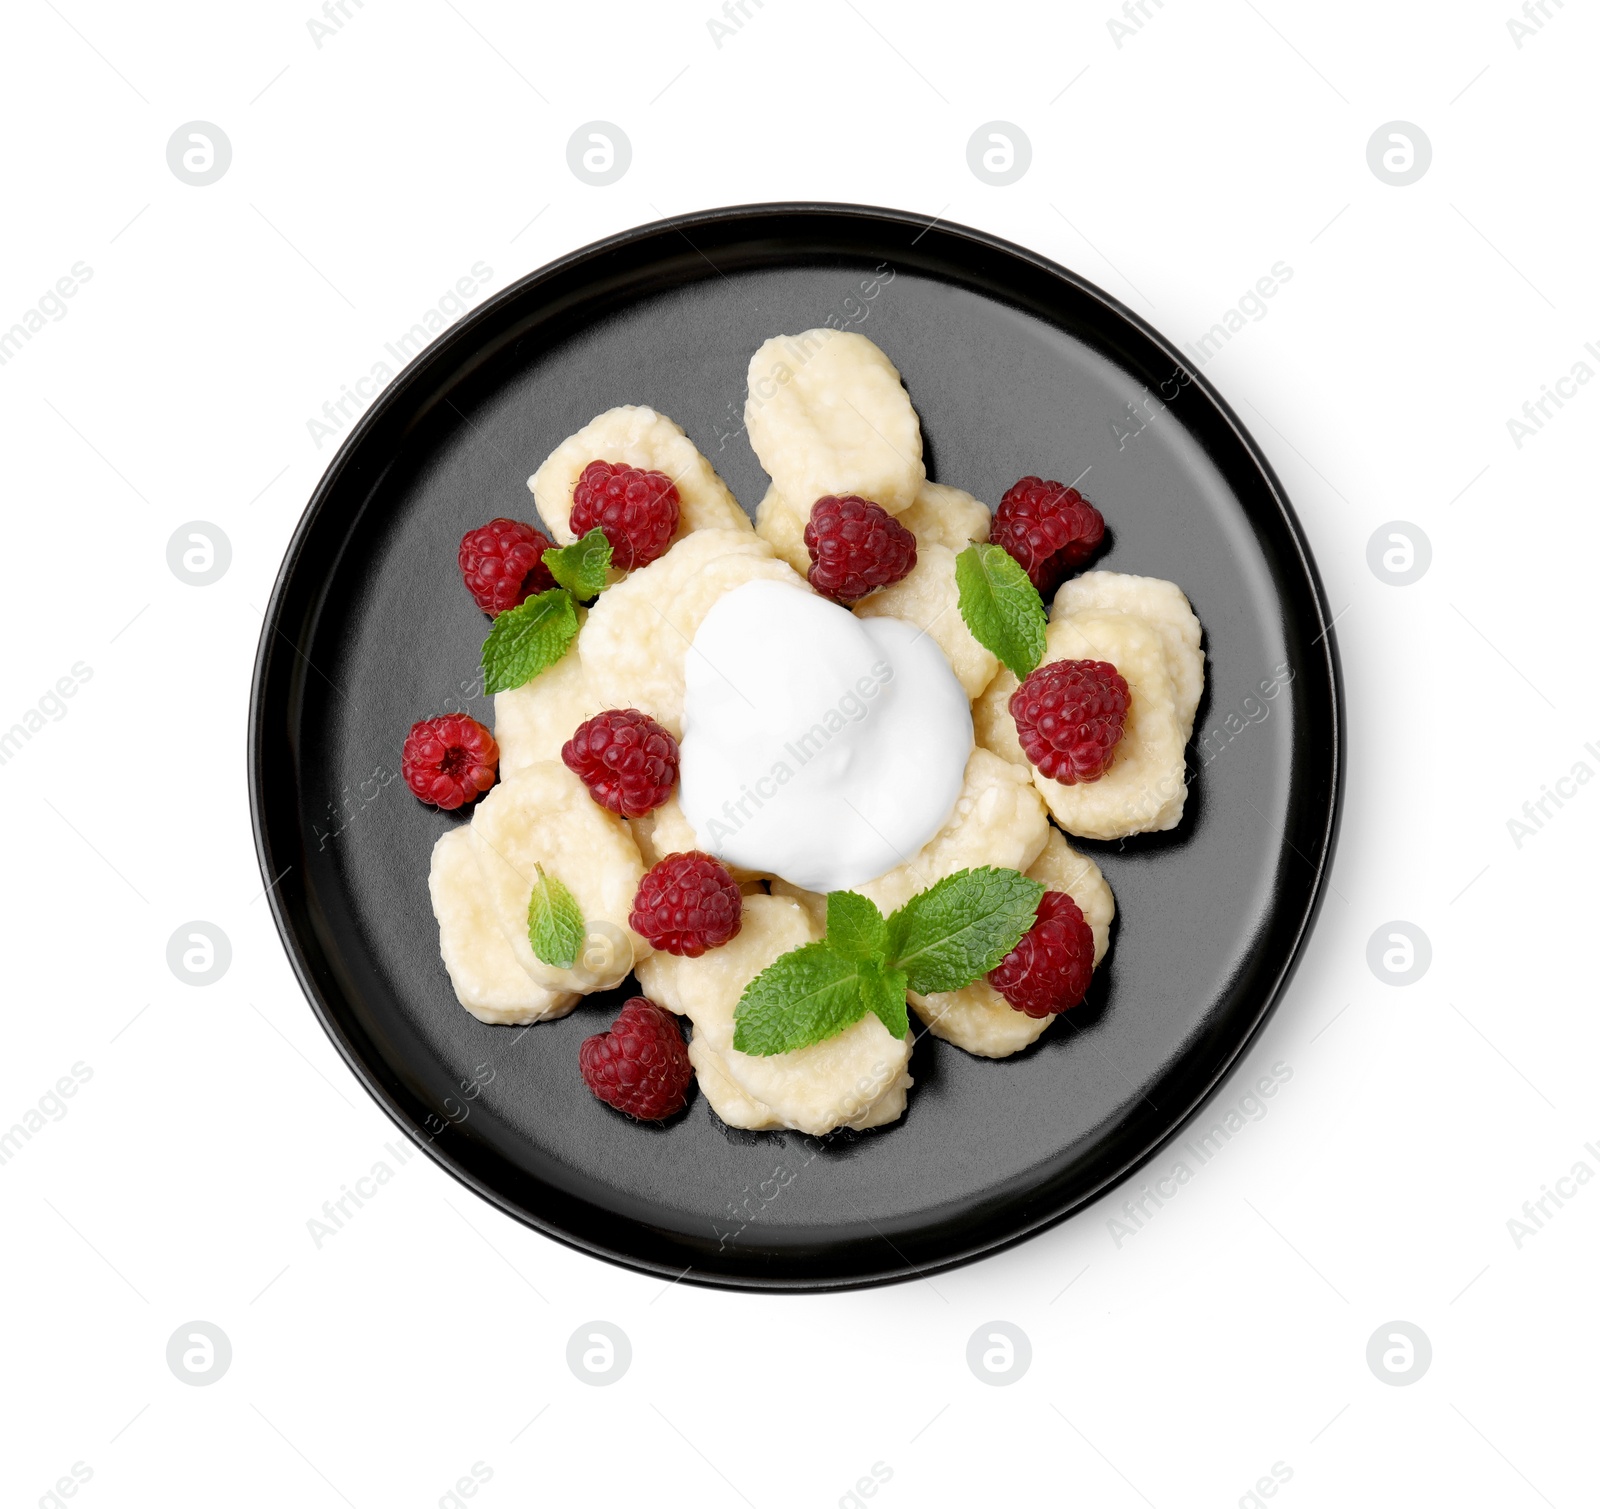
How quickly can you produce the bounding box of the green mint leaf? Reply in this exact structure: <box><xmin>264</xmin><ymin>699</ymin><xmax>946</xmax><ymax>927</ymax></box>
<box><xmin>858</xmin><ymin>957</ymin><xmax>909</xmax><ymax>1040</ymax></box>
<box><xmin>481</xmin><ymin>587</ymin><xmax>578</xmax><ymax>694</ymax></box>
<box><xmin>825</xmin><ymin>890</ymin><xmax>888</xmax><ymax>961</ymax></box>
<box><xmin>885</xmin><ymin>866</ymin><xmax>1046</xmax><ymax>995</ymax></box>
<box><xmin>732</xmin><ymin>941</ymin><xmax>869</xmax><ymax>1056</ymax></box>
<box><xmin>955</xmin><ymin>543</ymin><xmax>1047</xmax><ymax>680</ymax></box>
<box><xmin>527</xmin><ymin>865</ymin><xmax>584</xmax><ymax>970</ymax></box>
<box><xmin>542</xmin><ymin>528</ymin><xmax>612</xmax><ymax>600</ymax></box>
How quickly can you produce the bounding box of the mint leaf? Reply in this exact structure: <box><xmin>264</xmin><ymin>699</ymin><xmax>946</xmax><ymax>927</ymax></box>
<box><xmin>858</xmin><ymin>956</ymin><xmax>909</xmax><ymax>1040</ymax></box>
<box><xmin>955</xmin><ymin>543</ymin><xmax>1047</xmax><ymax>680</ymax></box>
<box><xmin>543</xmin><ymin>528</ymin><xmax>612</xmax><ymax>600</ymax></box>
<box><xmin>481</xmin><ymin>587</ymin><xmax>578</xmax><ymax>694</ymax></box>
<box><xmin>826</xmin><ymin>890</ymin><xmax>887</xmax><ymax>960</ymax></box>
<box><xmin>733</xmin><ymin>942</ymin><xmax>869</xmax><ymax>1056</ymax></box>
<box><xmin>527</xmin><ymin>865</ymin><xmax>584</xmax><ymax>969</ymax></box>
<box><xmin>885</xmin><ymin>867</ymin><xmax>1045</xmax><ymax>995</ymax></box>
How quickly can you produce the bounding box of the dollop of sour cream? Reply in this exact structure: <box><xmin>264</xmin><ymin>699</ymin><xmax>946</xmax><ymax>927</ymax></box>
<box><xmin>678</xmin><ymin>579</ymin><xmax>973</xmax><ymax>891</ymax></box>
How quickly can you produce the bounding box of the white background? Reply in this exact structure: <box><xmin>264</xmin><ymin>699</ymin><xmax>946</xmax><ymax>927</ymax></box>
<box><xmin>2</xmin><ymin>1</ymin><xmax>1596</xmax><ymax>1505</ymax></box>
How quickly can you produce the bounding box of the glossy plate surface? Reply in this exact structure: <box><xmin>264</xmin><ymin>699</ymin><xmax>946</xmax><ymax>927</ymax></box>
<box><xmin>250</xmin><ymin>203</ymin><xmax>1341</xmax><ymax>1290</ymax></box>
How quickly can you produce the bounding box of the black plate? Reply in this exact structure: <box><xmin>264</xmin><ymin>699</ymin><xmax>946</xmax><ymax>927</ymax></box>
<box><xmin>249</xmin><ymin>203</ymin><xmax>1341</xmax><ymax>1291</ymax></box>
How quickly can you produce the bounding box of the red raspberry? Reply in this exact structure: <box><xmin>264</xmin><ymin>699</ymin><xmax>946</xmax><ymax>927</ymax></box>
<box><xmin>803</xmin><ymin>494</ymin><xmax>917</xmax><ymax>601</ymax></box>
<box><xmin>1010</xmin><ymin>659</ymin><xmax>1130</xmax><ymax>784</ymax></box>
<box><xmin>991</xmin><ymin>477</ymin><xmax>1105</xmax><ymax>596</ymax></box>
<box><xmin>458</xmin><ymin>517</ymin><xmax>558</xmax><ymax>615</ymax></box>
<box><xmin>988</xmin><ymin>891</ymin><xmax>1095</xmax><ymax>1018</ymax></box>
<box><xmin>570</xmin><ymin>461</ymin><xmax>680</xmax><ymax>571</ymax></box>
<box><xmin>562</xmin><ymin>709</ymin><xmax>679</xmax><ymax>818</ymax></box>
<box><xmin>630</xmin><ymin>851</ymin><xmax>742</xmax><ymax>957</ymax></box>
<box><xmin>401</xmin><ymin>714</ymin><xmax>498</xmax><ymax>810</ymax></box>
<box><xmin>579</xmin><ymin>996</ymin><xmax>693</xmax><ymax>1120</ymax></box>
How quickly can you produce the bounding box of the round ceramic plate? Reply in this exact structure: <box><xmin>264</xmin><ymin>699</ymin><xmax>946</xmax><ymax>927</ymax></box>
<box><xmin>250</xmin><ymin>203</ymin><xmax>1341</xmax><ymax>1291</ymax></box>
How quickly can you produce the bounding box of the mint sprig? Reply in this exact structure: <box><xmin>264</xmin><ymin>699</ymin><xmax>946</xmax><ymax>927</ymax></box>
<box><xmin>543</xmin><ymin>527</ymin><xmax>612</xmax><ymax>600</ymax></box>
<box><xmin>955</xmin><ymin>543</ymin><xmax>1047</xmax><ymax>680</ymax></box>
<box><xmin>732</xmin><ymin>868</ymin><xmax>1044</xmax><ymax>1056</ymax></box>
<box><xmin>527</xmin><ymin>864</ymin><xmax>584</xmax><ymax>969</ymax></box>
<box><xmin>481</xmin><ymin>587</ymin><xmax>578</xmax><ymax>695</ymax></box>
<box><xmin>480</xmin><ymin>525</ymin><xmax>618</xmax><ymax>695</ymax></box>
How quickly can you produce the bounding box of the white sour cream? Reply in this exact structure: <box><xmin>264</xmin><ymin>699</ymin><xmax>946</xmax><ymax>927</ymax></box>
<box><xmin>678</xmin><ymin>579</ymin><xmax>973</xmax><ymax>891</ymax></box>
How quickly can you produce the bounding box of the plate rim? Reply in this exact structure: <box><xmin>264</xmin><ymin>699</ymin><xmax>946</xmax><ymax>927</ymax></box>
<box><xmin>248</xmin><ymin>200</ymin><xmax>1344</xmax><ymax>1292</ymax></box>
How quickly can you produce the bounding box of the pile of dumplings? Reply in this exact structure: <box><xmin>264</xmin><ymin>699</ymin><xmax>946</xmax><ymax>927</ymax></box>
<box><xmin>429</xmin><ymin>328</ymin><xmax>1204</xmax><ymax>1136</ymax></box>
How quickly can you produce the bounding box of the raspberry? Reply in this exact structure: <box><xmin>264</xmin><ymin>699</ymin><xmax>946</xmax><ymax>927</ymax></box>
<box><xmin>991</xmin><ymin>477</ymin><xmax>1105</xmax><ymax>596</ymax></box>
<box><xmin>570</xmin><ymin>461</ymin><xmax>680</xmax><ymax>571</ymax></box>
<box><xmin>988</xmin><ymin>891</ymin><xmax>1095</xmax><ymax>1018</ymax></box>
<box><xmin>562</xmin><ymin>708</ymin><xmax>680</xmax><ymax>818</ymax></box>
<box><xmin>401</xmin><ymin>714</ymin><xmax>498</xmax><ymax>810</ymax></box>
<box><xmin>579</xmin><ymin>997</ymin><xmax>693</xmax><ymax>1120</ymax></box>
<box><xmin>458</xmin><ymin>517</ymin><xmax>558</xmax><ymax>615</ymax></box>
<box><xmin>803</xmin><ymin>494</ymin><xmax>917</xmax><ymax>601</ymax></box>
<box><xmin>1010</xmin><ymin>659</ymin><xmax>1130</xmax><ymax>785</ymax></box>
<box><xmin>629</xmin><ymin>851</ymin><xmax>742</xmax><ymax>957</ymax></box>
